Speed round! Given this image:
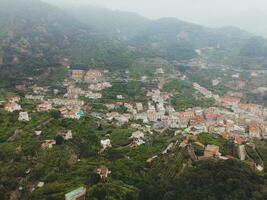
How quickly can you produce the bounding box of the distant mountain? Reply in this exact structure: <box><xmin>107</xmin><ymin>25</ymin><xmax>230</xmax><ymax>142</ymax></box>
<box><xmin>60</xmin><ymin>6</ymin><xmax>252</xmax><ymax>46</ymax></box>
<box><xmin>206</xmin><ymin>9</ymin><xmax>267</xmax><ymax>38</ymax></box>
<box><xmin>0</xmin><ymin>0</ymin><xmax>267</xmax><ymax>76</ymax></box>
<box><xmin>61</xmin><ymin>5</ymin><xmax>150</xmax><ymax>38</ymax></box>
<box><xmin>0</xmin><ymin>0</ymin><xmax>88</xmax><ymax>66</ymax></box>
<box><xmin>59</xmin><ymin>5</ymin><xmax>267</xmax><ymax>62</ymax></box>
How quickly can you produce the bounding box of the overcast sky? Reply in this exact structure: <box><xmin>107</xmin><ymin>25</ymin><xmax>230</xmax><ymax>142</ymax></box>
<box><xmin>44</xmin><ymin>0</ymin><xmax>267</xmax><ymax>37</ymax></box>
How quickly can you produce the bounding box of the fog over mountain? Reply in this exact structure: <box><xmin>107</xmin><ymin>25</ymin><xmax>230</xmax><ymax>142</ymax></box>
<box><xmin>43</xmin><ymin>0</ymin><xmax>267</xmax><ymax>38</ymax></box>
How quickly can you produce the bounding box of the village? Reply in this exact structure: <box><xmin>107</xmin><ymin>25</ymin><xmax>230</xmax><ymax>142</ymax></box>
<box><xmin>1</xmin><ymin>65</ymin><xmax>267</xmax><ymax>197</ymax></box>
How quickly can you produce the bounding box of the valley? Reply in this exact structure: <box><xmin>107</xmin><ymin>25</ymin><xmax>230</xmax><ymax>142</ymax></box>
<box><xmin>0</xmin><ymin>0</ymin><xmax>267</xmax><ymax>200</ymax></box>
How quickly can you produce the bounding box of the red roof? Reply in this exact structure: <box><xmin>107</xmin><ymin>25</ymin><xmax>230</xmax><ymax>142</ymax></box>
<box><xmin>234</xmin><ymin>136</ymin><xmax>243</xmax><ymax>144</ymax></box>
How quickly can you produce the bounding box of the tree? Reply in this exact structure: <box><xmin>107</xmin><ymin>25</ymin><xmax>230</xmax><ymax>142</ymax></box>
<box><xmin>89</xmin><ymin>173</ymin><xmax>101</xmax><ymax>185</ymax></box>
<box><xmin>50</xmin><ymin>110</ymin><xmax>61</xmax><ymax>119</ymax></box>
<box><xmin>55</xmin><ymin>135</ymin><xmax>64</xmax><ymax>145</ymax></box>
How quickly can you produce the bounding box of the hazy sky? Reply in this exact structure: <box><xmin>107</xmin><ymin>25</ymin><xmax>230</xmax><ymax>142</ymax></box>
<box><xmin>44</xmin><ymin>0</ymin><xmax>267</xmax><ymax>37</ymax></box>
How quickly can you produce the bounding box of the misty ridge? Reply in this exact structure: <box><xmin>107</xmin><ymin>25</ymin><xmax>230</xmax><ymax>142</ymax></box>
<box><xmin>43</xmin><ymin>0</ymin><xmax>267</xmax><ymax>38</ymax></box>
<box><xmin>0</xmin><ymin>0</ymin><xmax>267</xmax><ymax>76</ymax></box>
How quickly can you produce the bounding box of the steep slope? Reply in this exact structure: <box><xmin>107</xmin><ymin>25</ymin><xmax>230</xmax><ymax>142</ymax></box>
<box><xmin>0</xmin><ymin>0</ymin><xmax>87</xmax><ymax>65</ymax></box>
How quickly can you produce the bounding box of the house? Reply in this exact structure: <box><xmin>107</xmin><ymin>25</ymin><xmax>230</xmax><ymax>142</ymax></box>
<box><xmin>256</xmin><ymin>164</ymin><xmax>264</xmax><ymax>172</ymax></box>
<box><xmin>37</xmin><ymin>101</ymin><xmax>52</xmax><ymax>112</ymax></box>
<box><xmin>168</xmin><ymin>113</ymin><xmax>180</xmax><ymax>128</ymax></box>
<box><xmin>84</xmin><ymin>69</ymin><xmax>103</xmax><ymax>83</ymax></box>
<box><xmin>212</xmin><ymin>79</ymin><xmax>220</xmax><ymax>86</ymax></box>
<box><xmin>37</xmin><ymin>182</ymin><xmax>45</xmax><ymax>188</ymax></box>
<box><xmin>153</xmin><ymin>121</ymin><xmax>168</xmax><ymax>133</ymax></box>
<box><xmin>179</xmin><ymin>140</ymin><xmax>189</xmax><ymax>148</ymax></box>
<box><xmin>100</xmin><ymin>139</ymin><xmax>112</xmax><ymax>151</ymax></box>
<box><xmin>155</xmin><ymin>68</ymin><xmax>164</xmax><ymax>74</ymax></box>
<box><xmin>129</xmin><ymin>131</ymin><xmax>145</xmax><ymax>147</ymax></box>
<box><xmin>96</xmin><ymin>166</ymin><xmax>111</xmax><ymax>179</ymax></box>
<box><xmin>49</xmin><ymin>98</ymin><xmax>84</xmax><ymax>107</ymax></box>
<box><xmin>65</xmin><ymin>187</ymin><xmax>86</xmax><ymax>200</ymax></box>
<box><xmin>218</xmin><ymin>96</ymin><xmax>240</xmax><ymax>108</ymax></box>
<box><xmin>190</xmin><ymin>125</ymin><xmax>207</xmax><ymax>135</ymax></box>
<box><xmin>249</xmin><ymin>121</ymin><xmax>261</xmax><ymax>138</ymax></box>
<box><xmin>234</xmin><ymin>136</ymin><xmax>244</xmax><ymax>145</ymax></box>
<box><xmin>41</xmin><ymin>140</ymin><xmax>56</xmax><ymax>149</ymax></box>
<box><xmin>208</xmin><ymin>124</ymin><xmax>226</xmax><ymax>135</ymax></box>
<box><xmin>71</xmin><ymin>70</ymin><xmax>84</xmax><ymax>81</ymax></box>
<box><xmin>85</xmin><ymin>91</ymin><xmax>102</xmax><ymax>99</ymax></box>
<box><xmin>35</xmin><ymin>131</ymin><xmax>42</xmax><ymax>136</ymax></box>
<box><xmin>18</xmin><ymin>112</ymin><xmax>30</xmax><ymax>122</ymax></box>
<box><xmin>251</xmin><ymin>71</ymin><xmax>259</xmax><ymax>77</ymax></box>
<box><xmin>232</xmin><ymin>73</ymin><xmax>240</xmax><ymax>78</ymax></box>
<box><xmin>238</xmin><ymin>103</ymin><xmax>262</xmax><ymax>114</ymax></box>
<box><xmin>130</xmin><ymin>138</ymin><xmax>145</xmax><ymax>147</ymax></box>
<box><xmin>116</xmin><ymin>95</ymin><xmax>124</xmax><ymax>100</ymax></box>
<box><xmin>106</xmin><ymin>112</ymin><xmax>119</xmax><ymax>121</ymax></box>
<box><xmin>136</xmin><ymin>103</ymin><xmax>144</xmax><ymax>112</ymax></box>
<box><xmin>204</xmin><ymin>145</ymin><xmax>220</xmax><ymax>158</ymax></box>
<box><xmin>189</xmin><ymin>115</ymin><xmax>205</xmax><ymax>126</ymax></box>
<box><xmin>89</xmin><ymin>82</ymin><xmax>112</xmax><ymax>91</ymax></box>
<box><xmin>165</xmin><ymin>105</ymin><xmax>175</xmax><ymax>114</ymax></box>
<box><xmin>4</xmin><ymin>102</ymin><xmax>22</xmax><ymax>112</ymax></box>
<box><xmin>134</xmin><ymin>112</ymin><xmax>148</xmax><ymax>123</ymax></box>
<box><xmin>204</xmin><ymin>112</ymin><xmax>219</xmax><ymax>122</ymax></box>
<box><xmin>222</xmin><ymin>132</ymin><xmax>231</xmax><ymax>139</ymax></box>
<box><xmin>59</xmin><ymin>107</ymin><xmax>68</xmax><ymax>116</ymax></box>
<box><xmin>115</xmin><ymin>114</ymin><xmax>131</xmax><ymax>126</ymax></box>
<box><xmin>156</xmin><ymin>102</ymin><xmax>165</xmax><ymax>113</ymax></box>
<box><xmin>130</xmin><ymin>131</ymin><xmax>144</xmax><ymax>139</ymax></box>
<box><xmin>179</xmin><ymin>110</ymin><xmax>195</xmax><ymax>120</ymax></box>
<box><xmin>147</xmin><ymin>110</ymin><xmax>158</xmax><ymax>122</ymax></box>
<box><xmin>66</xmin><ymin>86</ymin><xmax>81</xmax><ymax>99</ymax></box>
<box><xmin>129</xmin><ymin>123</ymin><xmax>143</xmax><ymax>129</ymax></box>
<box><xmin>58</xmin><ymin>130</ymin><xmax>73</xmax><ymax>140</ymax></box>
<box><xmin>25</xmin><ymin>95</ymin><xmax>44</xmax><ymax>101</ymax></box>
<box><xmin>124</xmin><ymin>103</ymin><xmax>134</xmax><ymax>110</ymax></box>
<box><xmin>10</xmin><ymin>96</ymin><xmax>20</xmax><ymax>103</ymax></box>
<box><xmin>178</xmin><ymin>117</ymin><xmax>189</xmax><ymax>129</ymax></box>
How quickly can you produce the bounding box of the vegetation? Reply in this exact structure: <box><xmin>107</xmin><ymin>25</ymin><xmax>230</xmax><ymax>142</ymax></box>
<box><xmin>0</xmin><ymin>1</ymin><xmax>267</xmax><ymax>199</ymax></box>
<box><xmin>143</xmin><ymin>160</ymin><xmax>267</xmax><ymax>200</ymax></box>
<box><xmin>163</xmin><ymin>79</ymin><xmax>215</xmax><ymax>111</ymax></box>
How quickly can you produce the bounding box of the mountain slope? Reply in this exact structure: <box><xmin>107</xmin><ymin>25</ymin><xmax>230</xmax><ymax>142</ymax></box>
<box><xmin>0</xmin><ymin>0</ymin><xmax>88</xmax><ymax>65</ymax></box>
<box><xmin>58</xmin><ymin>5</ymin><xmax>267</xmax><ymax>66</ymax></box>
<box><xmin>60</xmin><ymin>5</ymin><xmax>150</xmax><ymax>38</ymax></box>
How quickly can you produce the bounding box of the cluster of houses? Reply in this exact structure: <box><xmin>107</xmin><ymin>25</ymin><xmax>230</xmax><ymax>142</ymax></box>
<box><xmin>4</xmin><ymin>96</ymin><xmax>22</xmax><ymax>112</ymax></box>
<box><xmin>3</xmin><ymin>97</ymin><xmax>31</xmax><ymax>122</ymax></box>
<box><xmin>65</xmin><ymin>69</ymin><xmax>112</xmax><ymax>100</ymax></box>
<box><xmin>48</xmin><ymin>98</ymin><xmax>85</xmax><ymax>119</ymax></box>
<box><xmin>71</xmin><ymin>69</ymin><xmax>104</xmax><ymax>83</ymax></box>
<box><xmin>193</xmin><ymin>82</ymin><xmax>221</xmax><ymax>100</ymax></box>
<box><xmin>100</xmin><ymin>78</ymin><xmax>267</xmax><ymax>148</ymax></box>
<box><xmin>41</xmin><ymin>130</ymin><xmax>73</xmax><ymax>149</ymax></box>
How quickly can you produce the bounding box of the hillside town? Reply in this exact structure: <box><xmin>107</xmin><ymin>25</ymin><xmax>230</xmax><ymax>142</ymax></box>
<box><xmin>2</xmin><ymin>67</ymin><xmax>267</xmax><ymax>154</ymax></box>
<box><xmin>1</xmin><ymin>65</ymin><xmax>267</xmax><ymax>199</ymax></box>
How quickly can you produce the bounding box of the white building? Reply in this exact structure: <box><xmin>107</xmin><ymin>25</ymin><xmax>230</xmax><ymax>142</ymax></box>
<box><xmin>100</xmin><ymin>139</ymin><xmax>112</xmax><ymax>151</ymax></box>
<box><xmin>18</xmin><ymin>112</ymin><xmax>30</xmax><ymax>122</ymax></box>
